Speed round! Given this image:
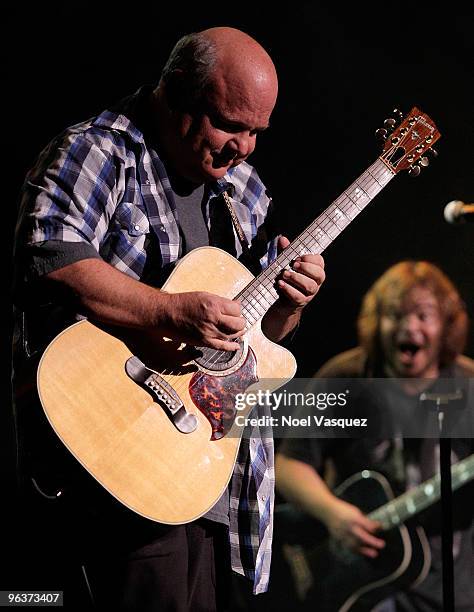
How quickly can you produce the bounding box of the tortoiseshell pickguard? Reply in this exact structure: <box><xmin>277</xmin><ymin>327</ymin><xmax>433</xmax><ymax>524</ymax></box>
<box><xmin>189</xmin><ymin>348</ymin><xmax>258</xmax><ymax>440</ymax></box>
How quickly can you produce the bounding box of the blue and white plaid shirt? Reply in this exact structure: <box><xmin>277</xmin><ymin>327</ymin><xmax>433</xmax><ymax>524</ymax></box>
<box><xmin>16</xmin><ymin>87</ymin><xmax>279</xmax><ymax>594</ymax></box>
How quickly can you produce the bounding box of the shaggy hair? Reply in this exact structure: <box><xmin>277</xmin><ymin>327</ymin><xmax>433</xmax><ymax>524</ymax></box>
<box><xmin>357</xmin><ymin>261</ymin><xmax>468</xmax><ymax>368</ymax></box>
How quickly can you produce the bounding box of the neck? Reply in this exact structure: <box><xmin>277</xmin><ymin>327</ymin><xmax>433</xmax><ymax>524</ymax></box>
<box><xmin>383</xmin><ymin>364</ymin><xmax>440</xmax><ymax>394</ymax></box>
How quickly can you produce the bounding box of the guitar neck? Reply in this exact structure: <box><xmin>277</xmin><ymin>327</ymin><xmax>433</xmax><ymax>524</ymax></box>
<box><xmin>237</xmin><ymin>157</ymin><xmax>394</xmax><ymax>327</ymax></box>
<box><xmin>370</xmin><ymin>454</ymin><xmax>474</xmax><ymax>530</ymax></box>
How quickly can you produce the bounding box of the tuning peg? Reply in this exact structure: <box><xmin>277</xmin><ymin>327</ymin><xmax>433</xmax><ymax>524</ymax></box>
<box><xmin>419</xmin><ymin>156</ymin><xmax>429</xmax><ymax>167</ymax></box>
<box><xmin>383</xmin><ymin>118</ymin><xmax>397</xmax><ymax>130</ymax></box>
<box><xmin>375</xmin><ymin>128</ymin><xmax>388</xmax><ymax>140</ymax></box>
<box><xmin>392</xmin><ymin>108</ymin><xmax>404</xmax><ymax>120</ymax></box>
<box><xmin>428</xmin><ymin>147</ymin><xmax>438</xmax><ymax>158</ymax></box>
<box><xmin>408</xmin><ymin>164</ymin><xmax>421</xmax><ymax>177</ymax></box>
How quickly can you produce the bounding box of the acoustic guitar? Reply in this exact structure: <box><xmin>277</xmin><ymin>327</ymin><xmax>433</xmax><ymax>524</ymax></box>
<box><xmin>279</xmin><ymin>454</ymin><xmax>474</xmax><ymax>611</ymax></box>
<box><xmin>37</xmin><ymin>108</ymin><xmax>440</xmax><ymax>524</ymax></box>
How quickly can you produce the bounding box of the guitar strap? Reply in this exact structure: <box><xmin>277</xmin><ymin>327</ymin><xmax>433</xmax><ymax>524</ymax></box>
<box><xmin>222</xmin><ymin>190</ymin><xmax>250</xmax><ymax>251</ymax></box>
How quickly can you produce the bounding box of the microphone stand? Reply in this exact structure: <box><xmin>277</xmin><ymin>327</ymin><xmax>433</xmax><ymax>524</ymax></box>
<box><xmin>418</xmin><ymin>389</ymin><xmax>463</xmax><ymax>612</ymax></box>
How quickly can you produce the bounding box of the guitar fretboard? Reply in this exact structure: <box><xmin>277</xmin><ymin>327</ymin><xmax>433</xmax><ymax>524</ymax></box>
<box><xmin>370</xmin><ymin>454</ymin><xmax>474</xmax><ymax>530</ymax></box>
<box><xmin>237</xmin><ymin>157</ymin><xmax>394</xmax><ymax>327</ymax></box>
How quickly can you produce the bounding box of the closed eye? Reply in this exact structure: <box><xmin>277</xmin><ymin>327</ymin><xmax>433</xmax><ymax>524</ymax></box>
<box><xmin>208</xmin><ymin>112</ymin><xmax>268</xmax><ymax>136</ymax></box>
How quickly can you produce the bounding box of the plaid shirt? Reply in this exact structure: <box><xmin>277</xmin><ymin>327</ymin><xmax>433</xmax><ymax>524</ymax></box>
<box><xmin>16</xmin><ymin>88</ymin><xmax>278</xmax><ymax>594</ymax></box>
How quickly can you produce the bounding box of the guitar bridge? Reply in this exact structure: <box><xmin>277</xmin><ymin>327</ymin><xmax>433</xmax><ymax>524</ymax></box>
<box><xmin>125</xmin><ymin>356</ymin><xmax>198</xmax><ymax>434</ymax></box>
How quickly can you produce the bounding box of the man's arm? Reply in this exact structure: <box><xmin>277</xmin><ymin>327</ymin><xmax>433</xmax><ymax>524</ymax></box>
<box><xmin>275</xmin><ymin>453</ymin><xmax>385</xmax><ymax>558</ymax></box>
<box><xmin>45</xmin><ymin>233</ymin><xmax>325</xmax><ymax>348</ymax></box>
<box><xmin>45</xmin><ymin>258</ymin><xmax>246</xmax><ymax>352</ymax></box>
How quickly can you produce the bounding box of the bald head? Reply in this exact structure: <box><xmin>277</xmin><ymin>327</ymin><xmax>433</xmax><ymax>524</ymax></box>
<box><xmin>160</xmin><ymin>27</ymin><xmax>277</xmax><ymax>113</ymax></box>
<box><xmin>197</xmin><ymin>27</ymin><xmax>278</xmax><ymax>143</ymax></box>
<box><xmin>155</xmin><ymin>28</ymin><xmax>278</xmax><ymax>183</ymax></box>
<box><xmin>200</xmin><ymin>27</ymin><xmax>278</xmax><ymax>97</ymax></box>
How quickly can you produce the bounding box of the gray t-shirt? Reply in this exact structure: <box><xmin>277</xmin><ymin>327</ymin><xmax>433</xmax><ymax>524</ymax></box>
<box><xmin>171</xmin><ymin>179</ymin><xmax>231</xmax><ymax>526</ymax></box>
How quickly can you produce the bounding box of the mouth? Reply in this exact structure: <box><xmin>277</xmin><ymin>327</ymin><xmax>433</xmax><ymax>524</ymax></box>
<box><xmin>211</xmin><ymin>151</ymin><xmax>240</xmax><ymax>169</ymax></box>
<box><xmin>397</xmin><ymin>341</ymin><xmax>422</xmax><ymax>362</ymax></box>
<box><xmin>212</xmin><ymin>157</ymin><xmax>236</xmax><ymax>169</ymax></box>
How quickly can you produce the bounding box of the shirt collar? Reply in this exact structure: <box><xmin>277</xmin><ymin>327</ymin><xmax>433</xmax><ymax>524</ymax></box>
<box><xmin>92</xmin><ymin>109</ymin><xmax>145</xmax><ymax>144</ymax></box>
<box><xmin>208</xmin><ymin>178</ymin><xmax>235</xmax><ymax>199</ymax></box>
<box><xmin>92</xmin><ymin>86</ymin><xmax>154</xmax><ymax>144</ymax></box>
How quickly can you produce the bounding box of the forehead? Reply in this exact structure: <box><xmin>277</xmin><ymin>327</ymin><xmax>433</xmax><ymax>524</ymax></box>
<box><xmin>204</xmin><ymin>66</ymin><xmax>277</xmax><ymax>124</ymax></box>
<box><xmin>383</xmin><ymin>286</ymin><xmax>440</xmax><ymax>312</ymax></box>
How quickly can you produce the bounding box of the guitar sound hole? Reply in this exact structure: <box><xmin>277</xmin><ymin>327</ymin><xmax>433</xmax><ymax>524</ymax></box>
<box><xmin>194</xmin><ymin>339</ymin><xmax>245</xmax><ymax>372</ymax></box>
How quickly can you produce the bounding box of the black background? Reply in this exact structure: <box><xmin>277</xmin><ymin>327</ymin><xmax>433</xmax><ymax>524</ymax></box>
<box><xmin>7</xmin><ymin>3</ymin><xmax>474</xmax><ymax>370</ymax></box>
<box><xmin>3</xmin><ymin>0</ymin><xmax>474</xmax><ymax>591</ymax></box>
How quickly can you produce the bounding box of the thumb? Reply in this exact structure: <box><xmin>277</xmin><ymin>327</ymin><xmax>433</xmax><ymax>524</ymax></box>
<box><xmin>358</xmin><ymin>514</ymin><xmax>381</xmax><ymax>533</ymax></box>
<box><xmin>277</xmin><ymin>235</ymin><xmax>290</xmax><ymax>254</ymax></box>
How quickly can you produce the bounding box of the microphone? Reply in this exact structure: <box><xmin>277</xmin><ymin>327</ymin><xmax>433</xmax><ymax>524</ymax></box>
<box><xmin>443</xmin><ymin>200</ymin><xmax>474</xmax><ymax>224</ymax></box>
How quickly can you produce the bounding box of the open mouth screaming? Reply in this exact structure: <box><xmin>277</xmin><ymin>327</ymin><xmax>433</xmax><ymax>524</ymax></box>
<box><xmin>398</xmin><ymin>342</ymin><xmax>421</xmax><ymax>358</ymax></box>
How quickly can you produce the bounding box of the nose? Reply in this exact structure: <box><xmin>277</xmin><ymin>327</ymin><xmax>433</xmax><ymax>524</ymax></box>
<box><xmin>400</xmin><ymin>313</ymin><xmax>421</xmax><ymax>332</ymax></box>
<box><xmin>228</xmin><ymin>132</ymin><xmax>255</xmax><ymax>159</ymax></box>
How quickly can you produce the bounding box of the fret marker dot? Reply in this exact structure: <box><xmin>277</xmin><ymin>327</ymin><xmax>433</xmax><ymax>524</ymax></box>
<box><xmin>424</xmin><ymin>484</ymin><xmax>434</xmax><ymax>496</ymax></box>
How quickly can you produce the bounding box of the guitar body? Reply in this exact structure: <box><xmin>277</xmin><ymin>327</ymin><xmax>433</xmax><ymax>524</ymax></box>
<box><xmin>281</xmin><ymin>472</ymin><xmax>431</xmax><ymax>611</ymax></box>
<box><xmin>36</xmin><ymin>108</ymin><xmax>442</xmax><ymax>528</ymax></box>
<box><xmin>37</xmin><ymin>247</ymin><xmax>296</xmax><ymax>524</ymax></box>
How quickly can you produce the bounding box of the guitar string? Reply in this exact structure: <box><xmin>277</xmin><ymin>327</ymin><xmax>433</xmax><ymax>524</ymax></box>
<box><xmin>178</xmin><ymin>158</ymin><xmax>391</xmax><ymax>398</ymax></box>
<box><xmin>371</xmin><ymin>455</ymin><xmax>474</xmax><ymax>525</ymax></box>
<box><xmin>163</xmin><ymin>193</ymin><xmax>378</xmax><ymax>401</ymax></box>
<box><xmin>181</xmin><ymin>159</ymin><xmax>388</xmax><ymax>396</ymax></box>
<box><xmin>176</xmin><ymin>158</ymin><xmax>393</xmax><ymax>400</ymax></box>
<box><xmin>155</xmin><ymin>142</ymin><xmax>419</xmax><ymax>403</ymax></box>
<box><xmin>162</xmin><ymin>116</ymin><xmax>430</xmax><ymax>397</ymax></box>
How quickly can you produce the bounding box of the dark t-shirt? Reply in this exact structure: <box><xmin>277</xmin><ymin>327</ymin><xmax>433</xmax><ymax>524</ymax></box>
<box><xmin>169</xmin><ymin>177</ymin><xmax>232</xmax><ymax>526</ymax></box>
<box><xmin>279</xmin><ymin>347</ymin><xmax>474</xmax><ymax>611</ymax></box>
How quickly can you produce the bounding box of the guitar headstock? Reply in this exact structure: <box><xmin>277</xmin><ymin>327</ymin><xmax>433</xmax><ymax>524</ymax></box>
<box><xmin>378</xmin><ymin>107</ymin><xmax>441</xmax><ymax>176</ymax></box>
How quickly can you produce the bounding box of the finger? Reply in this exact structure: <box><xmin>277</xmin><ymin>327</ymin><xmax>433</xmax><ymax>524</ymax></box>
<box><xmin>358</xmin><ymin>516</ymin><xmax>383</xmax><ymax>533</ymax></box>
<box><xmin>228</xmin><ymin>327</ymin><xmax>247</xmax><ymax>340</ymax></box>
<box><xmin>292</xmin><ymin>261</ymin><xmax>326</xmax><ymax>285</ymax></box>
<box><xmin>352</xmin><ymin>525</ymin><xmax>385</xmax><ymax>549</ymax></box>
<box><xmin>219</xmin><ymin>315</ymin><xmax>247</xmax><ymax>334</ymax></box>
<box><xmin>359</xmin><ymin>546</ymin><xmax>379</xmax><ymax>558</ymax></box>
<box><xmin>208</xmin><ymin>337</ymin><xmax>241</xmax><ymax>352</ymax></box>
<box><xmin>276</xmin><ymin>279</ymin><xmax>310</xmax><ymax>307</ymax></box>
<box><xmin>219</xmin><ymin>299</ymin><xmax>243</xmax><ymax>316</ymax></box>
<box><xmin>296</xmin><ymin>253</ymin><xmax>325</xmax><ymax>268</ymax></box>
<box><xmin>282</xmin><ymin>268</ymin><xmax>322</xmax><ymax>296</ymax></box>
<box><xmin>277</xmin><ymin>280</ymin><xmax>319</xmax><ymax>308</ymax></box>
<box><xmin>217</xmin><ymin>329</ymin><xmax>246</xmax><ymax>345</ymax></box>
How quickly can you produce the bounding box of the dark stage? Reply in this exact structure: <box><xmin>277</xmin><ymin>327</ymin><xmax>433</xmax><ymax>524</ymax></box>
<box><xmin>4</xmin><ymin>2</ymin><xmax>474</xmax><ymax>608</ymax></box>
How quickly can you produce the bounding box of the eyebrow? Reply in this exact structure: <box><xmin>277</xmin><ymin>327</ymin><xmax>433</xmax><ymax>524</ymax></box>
<box><xmin>209</xmin><ymin>110</ymin><xmax>270</xmax><ymax>132</ymax></box>
<box><xmin>412</xmin><ymin>302</ymin><xmax>439</xmax><ymax>309</ymax></box>
<box><xmin>384</xmin><ymin>302</ymin><xmax>439</xmax><ymax>314</ymax></box>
